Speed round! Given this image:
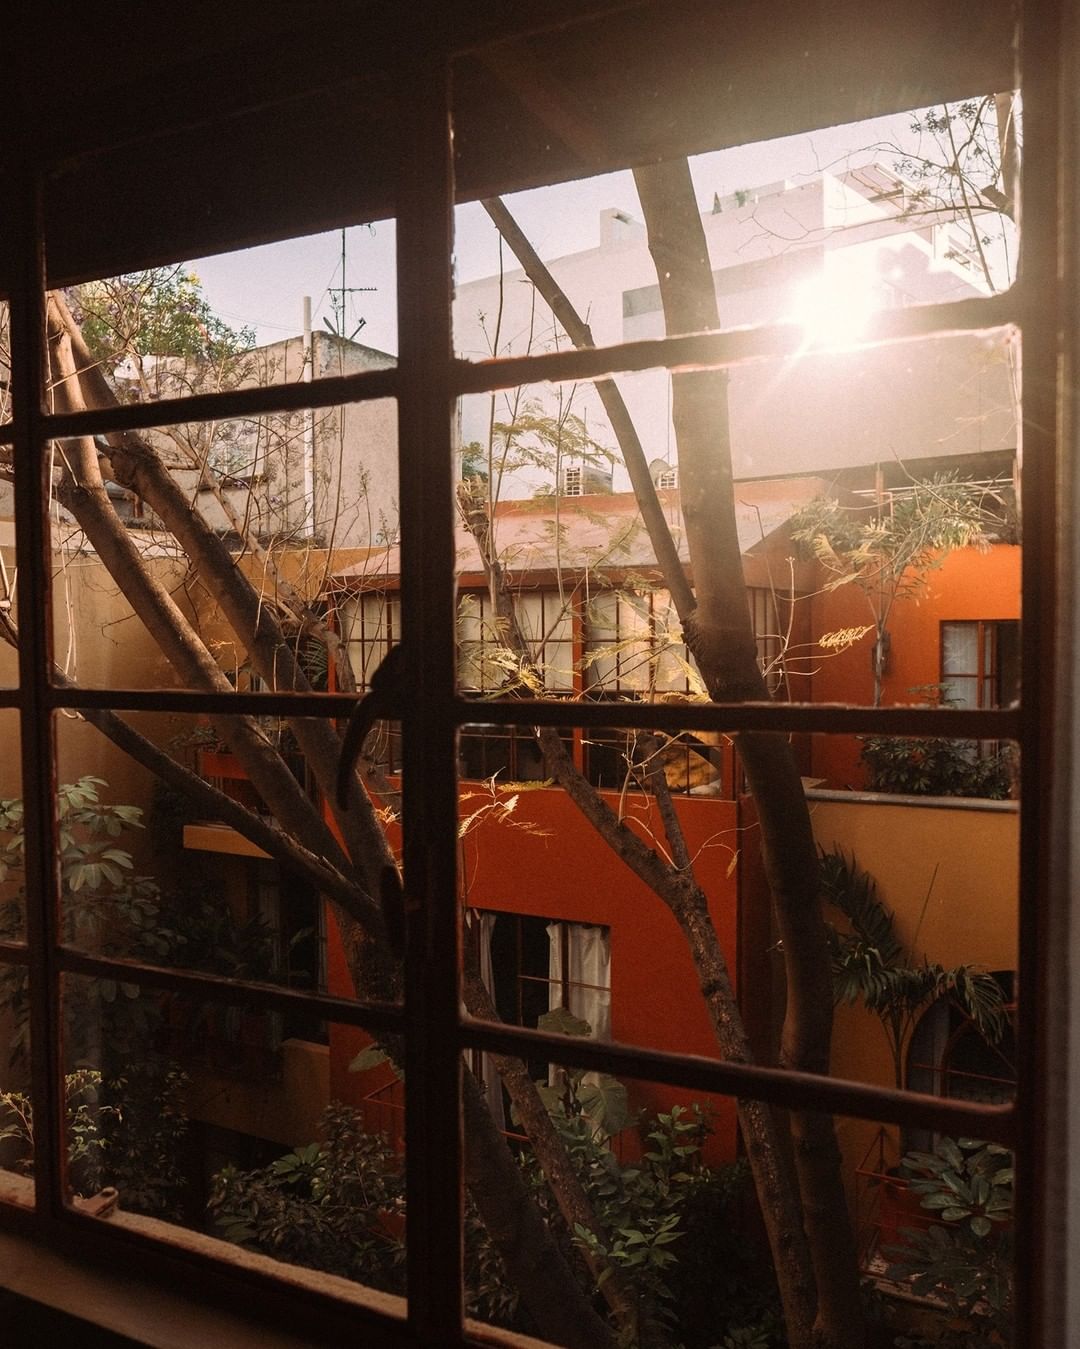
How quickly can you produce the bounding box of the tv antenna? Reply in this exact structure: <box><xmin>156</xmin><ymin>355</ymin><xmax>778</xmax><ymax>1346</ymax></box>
<box><xmin>325</xmin><ymin>227</ymin><xmax>376</xmax><ymax>341</ymax></box>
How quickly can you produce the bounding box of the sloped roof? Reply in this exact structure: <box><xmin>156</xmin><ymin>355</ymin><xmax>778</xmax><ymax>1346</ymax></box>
<box><xmin>333</xmin><ymin>477</ymin><xmax>827</xmax><ymax>588</ymax></box>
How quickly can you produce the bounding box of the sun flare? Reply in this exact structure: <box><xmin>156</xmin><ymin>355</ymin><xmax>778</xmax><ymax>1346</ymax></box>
<box><xmin>788</xmin><ymin>274</ymin><xmax>880</xmax><ymax>350</ymax></box>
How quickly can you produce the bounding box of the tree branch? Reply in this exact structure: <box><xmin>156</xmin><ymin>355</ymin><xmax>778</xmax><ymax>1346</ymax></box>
<box><xmin>51</xmin><ymin>294</ymin><xmax>388</xmax><ymax>893</ymax></box>
<box><xmin>481</xmin><ymin>196</ymin><xmax>695</xmax><ymax>620</ymax></box>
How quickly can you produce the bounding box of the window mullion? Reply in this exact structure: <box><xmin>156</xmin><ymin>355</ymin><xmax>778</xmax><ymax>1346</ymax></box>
<box><xmin>10</xmin><ymin>162</ymin><xmax>65</xmax><ymax>1220</ymax></box>
<box><xmin>1017</xmin><ymin>1</ymin><xmax>1066</xmax><ymax>1342</ymax></box>
<box><xmin>396</xmin><ymin>57</ymin><xmax>463</xmax><ymax>1342</ymax></box>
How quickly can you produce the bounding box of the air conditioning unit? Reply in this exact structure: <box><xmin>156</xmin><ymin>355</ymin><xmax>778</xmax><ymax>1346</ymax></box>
<box><xmin>561</xmin><ymin>463</ymin><xmax>613</xmax><ymax>496</ymax></box>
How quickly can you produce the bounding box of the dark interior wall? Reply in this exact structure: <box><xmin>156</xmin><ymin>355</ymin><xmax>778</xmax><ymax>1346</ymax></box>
<box><xmin>0</xmin><ymin>1290</ymin><xmax>141</xmax><ymax>1348</ymax></box>
<box><xmin>3</xmin><ymin>0</ymin><xmax>1015</xmax><ymax>288</ymax></box>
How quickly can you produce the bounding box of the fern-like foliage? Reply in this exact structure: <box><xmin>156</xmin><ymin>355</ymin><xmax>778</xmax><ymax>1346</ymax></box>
<box><xmin>820</xmin><ymin>848</ymin><xmax>1009</xmax><ymax>1086</ymax></box>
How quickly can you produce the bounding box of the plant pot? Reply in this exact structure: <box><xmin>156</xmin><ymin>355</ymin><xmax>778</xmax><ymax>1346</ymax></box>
<box><xmin>878</xmin><ymin>1172</ymin><xmax>935</xmax><ymax>1256</ymax></box>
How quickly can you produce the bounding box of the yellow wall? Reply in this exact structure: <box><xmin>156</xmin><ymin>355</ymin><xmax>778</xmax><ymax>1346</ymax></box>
<box><xmin>185</xmin><ymin>1039</ymin><xmax>330</xmax><ymax>1149</ymax></box>
<box><xmin>0</xmin><ymin>545</ymin><xmax>190</xmax><ymax>865</ymax></box>
<box><xmin>808</xmin><ymin>791</ymin><xmax>1018</xmax><ymax>1195</ymax></box>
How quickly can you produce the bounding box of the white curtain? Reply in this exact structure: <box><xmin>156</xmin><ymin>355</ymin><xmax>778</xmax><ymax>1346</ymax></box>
<box><xmin>941</xmin><ymin>621</ymin><xmax>980</xmax><ymax>707</ymax></box>
<box><xmin>547</xmin><ymin>922</ymin><xmax>611</xmax><ymax>1040</ymax></box>
<box><xmin>475</xmin><ymin>911</ymin><xmax>506</xmax><ymax>1131</ymax></box>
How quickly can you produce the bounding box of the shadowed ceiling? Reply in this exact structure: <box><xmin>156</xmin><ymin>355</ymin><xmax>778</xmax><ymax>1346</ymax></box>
<box><xmin>3</xmin><ymin>0</ymin><xmax>1016</xmax><ymax>286</ymax></box>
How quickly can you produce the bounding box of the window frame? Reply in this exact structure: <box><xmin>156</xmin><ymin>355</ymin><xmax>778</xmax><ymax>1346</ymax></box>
<box><xmin>0</xmin><ymin>10</ymin><xmax>1073</xmax><ymax>1349</ymax></box>
<box><xmin>940</xmin><ymin>617</ymin><xmax>1022</xmax><ymax>710</ymax></box>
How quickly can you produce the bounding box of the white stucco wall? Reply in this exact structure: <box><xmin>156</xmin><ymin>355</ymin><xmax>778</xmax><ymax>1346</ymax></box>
<box><xmin>453</xmin><ymin>167</ymin><xmax>1015</xmax><ymax>490</ymax></box>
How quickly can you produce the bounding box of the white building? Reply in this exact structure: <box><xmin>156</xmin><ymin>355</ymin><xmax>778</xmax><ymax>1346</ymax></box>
<box><xmin>453</xmin><ymin>164</ymin><xmax>1016</xmax><ymax>490</ymax></box>
<box><xmin>144</xmin><ymin>330</ymin><xmax>399</xmax><ymax>550</ymax></box>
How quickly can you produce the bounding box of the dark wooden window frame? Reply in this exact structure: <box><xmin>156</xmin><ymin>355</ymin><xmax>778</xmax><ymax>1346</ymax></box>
<box><xmin>0</xmin><ymin>11</ymin><xmax>1070</xmax><ymax>1348</ymax></box>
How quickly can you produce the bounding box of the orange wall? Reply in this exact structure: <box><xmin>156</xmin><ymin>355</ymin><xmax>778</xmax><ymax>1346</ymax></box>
<box><xmin>327</xmin><ymin>785</ymin><xmax>744</xmax><ymax>1164</ymax></box>
<box><xmin>808</xmin><ymin>543</ymin><xmax>1021</xmax><ymax>788</ymax></box>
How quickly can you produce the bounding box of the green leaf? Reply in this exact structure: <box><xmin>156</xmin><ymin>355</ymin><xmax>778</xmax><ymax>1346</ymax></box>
<box><xmin>348</xmin><ymin>1045</ymin><xmax>389</xmax><ymax>1073</ymax></box>
<box><xmin>538</xmin><ymin>1006</ymin><xmax>593</xmax><ymax>1038</ymax></box>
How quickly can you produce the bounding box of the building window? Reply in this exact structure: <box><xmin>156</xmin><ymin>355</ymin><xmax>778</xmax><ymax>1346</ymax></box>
<box><xmin>340</xmin><ymin>593</ymin><xmax>401</xmax><ymax>692</ymax></box>
<box><xmin>904</xmin><ymin>974</ymin><xmax>1017</xmax><ymax>1153</ymax></box>
<box><xmin>459</xmin><ymin>589</ymin><xmax>574</xmax><ymax>694</ymax></box>
<box><xmin>469</xmin><ymin>911</ymin><xmax>611</xmax><ymax>1088</ymax></box>
<box><xmin>458</xmin><ymin>722</ymin><xmax>573</xmax><ymax>782</ymax></box>
<box><xmin>941</xmin><ymin>619</ymin><xmax>1021</xmax><ymax>709</ymax></box>
<box><xmin>583</xmin><ymin>587</ymin><xmax>691</xmax><ymax>696</ymax></box>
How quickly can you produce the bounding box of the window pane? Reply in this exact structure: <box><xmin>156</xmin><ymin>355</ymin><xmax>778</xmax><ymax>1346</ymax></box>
<box><xmin>450</xmin><ymin>342</ymin><xmax>1019</xmax><ymax>713</ymax></box>
<box><xmin>58</xmin><ymin>976</ymin><xmax>408</xmax><ymax>1304</ymax></box>
<box><xmin>0</xmin><ymin>712</ymin><xmax>24</xmax><ymax>943</ymax></box>
<box><xmin>460</xmin><ymin>1028</ymin><xmax>1017</xmax><ymax>1349</ymax></box>
<box><xmin>456</xmin><ymin>722</ymin><xmax>1018</xmax><ymax>1101</ymax></box>
<box><xmin>459</xmin><ymin>1062</ymin><xmax>781</xmax><ymax>1347</ymax></box>
<box><xmin>853</xmin><ymin>1122</ymin><xmax>1014</xmax><ymax>1342</ymax></box>
<box><xmin>808</xmin><ymin>735</ymin><xmax>1018</xmax><ymax>1097</ymax></box>
<box><xmin>943</xmin><ymin>621</ymin><xmax>980</xmax><ymax>676</ymax></box>
<box><xmin>53</xmin><ymin>710</ymin><xmax>402</xmax><ymax>1010</ymax></box>
<box><xmin>0</xmin><ymin>709</ymin><xmax>30</xmax><ymax>1206</ymax></box>
<box><xmin>453</xmin><ymin>98</ymin><xmax>1019</xmax><ymax>355</ymax></box>
<box><xmin>48</xmin><ymin>393</ymin><xmax>396</xmax><ymax>695</ymax></box>
<box><xmin>0</xmin><ymin>1023</ymin><xmax>33</xmax><ymax>1212</ymax></box>
<box><xmin>67</xmin><ymin>225</ymin><xmax>397</xmax><ymax>400</ymax></box>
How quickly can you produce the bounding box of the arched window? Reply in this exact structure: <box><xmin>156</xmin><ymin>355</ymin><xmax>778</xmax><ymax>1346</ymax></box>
<box><xmin>905</xmin><ymin>972</ymin><xmax>1016</xmax><ymax>1149</ymax></box>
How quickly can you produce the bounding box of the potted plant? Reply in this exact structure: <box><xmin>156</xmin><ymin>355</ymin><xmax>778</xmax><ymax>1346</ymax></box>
<box><xmin>884</xmin><ymin>1136</ymin><xmax>1013</xmax><ymax>1347</ymax></box>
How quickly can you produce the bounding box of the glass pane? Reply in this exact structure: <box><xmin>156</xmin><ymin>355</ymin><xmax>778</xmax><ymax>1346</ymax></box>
<box><xmin>0</xmin><ymin>1022</ymin><xmax>33</xmax><ymax>1211</ymax></box>
<box><xmin>460</xmin><ymin>1059</ymin><xmax>771</xmax><ymax>1346</ymax></box>
<box><xmin>54</xmin><ymin>711</ymin><xmax>403</xmax><ymax>1008</ymax></box>
<box><xmin>453</xmin><ymin>99</ymin><xmax>1019</xmax><ymax>355</ymax></box>
<box><xmin>0</xmin><ymin>712</ymin><xmax>24</xmax><ymax>942</ymax></box>
<box><xmin>0</xmin><ymin>715</ymin><xmax>30</xmax><ymax>1207</ymax></box>
<box><xmin>59</xmin><ymin>975</ymin><xmax>408</xmax><ymax>1303</ymax></box>
<box><xmin>460</xmin><ymin>1024</ymin><xmax>1017</xmax><ymax>1349</ymax></box>
<box><xmin>51</xmin><ymin>393</ymin><xmax>398</xmax><ymax>693</ymax></box>
<box><xmin>854</xmin><ymin>1125</ymin><xmax>1014</xmax><ymax>1346</ymax></box>
<box><xmin>67</xmin><ymin>224</ymin><xmax>396</xmax><ymax>399</ymax></box>
<box><xmin>450</xmin><ymin>346</ymin><xmax>1019</xmax><ymax>713</ymax></box>
<box><xmin>457</xmin><ymin>723</ymin><xmax>1017</xmax><ymax>1099</ymax></box>
<box><xmin>808</xmin><ymin>735</ymin><xmax>1018</xmax><ymax>1093</ymax></box>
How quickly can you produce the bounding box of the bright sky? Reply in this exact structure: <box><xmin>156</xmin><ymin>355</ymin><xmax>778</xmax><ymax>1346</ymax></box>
<box><xmin>189</xmin><ymin>104</ymin><xmax>980</xmax><ymax>355</ymax></box>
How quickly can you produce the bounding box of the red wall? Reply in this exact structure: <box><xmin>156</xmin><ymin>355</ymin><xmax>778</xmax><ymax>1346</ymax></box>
<box><xmin>807</xmin><ymin>543</ymin><xmax>1020</xmax><ymax>787</ymax></box>
<box><xmin>326</xmin><ymin>784</ymin><xmax>744</xmax><ymax>1164</ymax></box>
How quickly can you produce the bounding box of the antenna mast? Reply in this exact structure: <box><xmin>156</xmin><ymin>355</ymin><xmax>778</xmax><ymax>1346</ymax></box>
<box><xmin>325</xmin><ymin>227</ymin><xmax>376</xmax><ymax>341</ymax></box>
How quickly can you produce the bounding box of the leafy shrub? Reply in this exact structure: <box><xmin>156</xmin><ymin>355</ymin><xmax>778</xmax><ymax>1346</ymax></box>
<box><xmin>210</xmin><ymin>1089</ymin><xmax>780</xmax><ymax>1347</ymax></box>
<box><xmin>886</xmin><ymin>1136</ymin><xmax>1013</xmax><ymax>1348</ymax></box>
<box><xmin>0</xmin><ymin>1062</ymin><xmax>189</xmax><ymax>1217</ymax></box>
<box><xmin>208</xmin><ymin>1103</ymin><xmax>406</xmax><ymax>1289</ymax></box>
<box><xmin>859</xmin><ymin>735</ymin><xmax>1014</xmax><ymax>799</ymax></box>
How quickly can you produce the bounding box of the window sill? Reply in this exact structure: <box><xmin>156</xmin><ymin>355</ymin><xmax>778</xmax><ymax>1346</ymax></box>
<box><xmin>0</xmin><ymin>1177</ymin><xmax>555</xmax><ymax>1348</ymax></box>
<box><xmin>0</xmin><ymin>1171</ymin><xmax>406</xmax><ymax>1348</ymax></box>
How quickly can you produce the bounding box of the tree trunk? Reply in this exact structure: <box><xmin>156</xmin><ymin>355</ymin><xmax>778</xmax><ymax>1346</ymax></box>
<box><xmin>461</xmin><ymin>1071</ymin><xmax>617</xmax><ymax>1349</ymax></box>
<box><xmin>633</xmin><ymin>157</ymin><xmax>863</xmax><ymax>1349</ymax></box>
<box><xmin>462</xmin><ymin>970</ymin><xmax>658</xmax><ymax>1346</ymax></box>
<box><xmin>484</xmin><ymin>182</ymin><xmax>864</xmax><ymax>1346</ymax></box>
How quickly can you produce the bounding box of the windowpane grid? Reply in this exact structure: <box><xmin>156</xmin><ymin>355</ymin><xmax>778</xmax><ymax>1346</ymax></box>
<box><xmin>4</xmin><ymin>213</ymin><xmax>1030</xmax><ymax>1203</ymax></box>
<box><xmin>0</xmin><ymin>20</ymin><xmax>1061</xmax><ymax>1349</ymax></box>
